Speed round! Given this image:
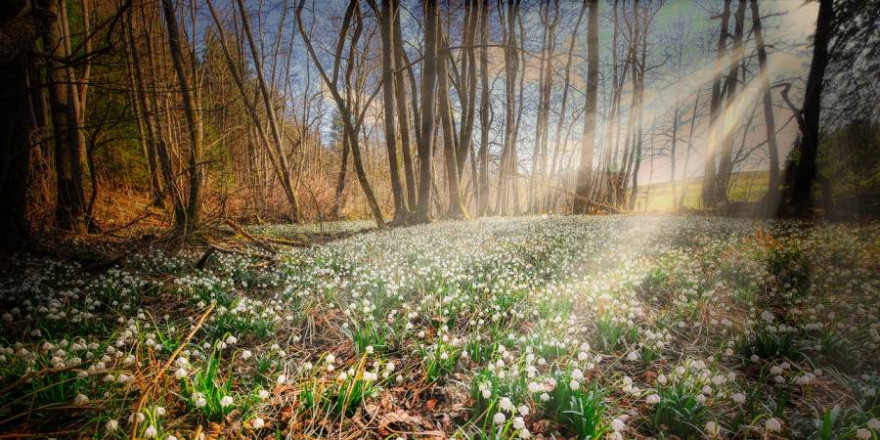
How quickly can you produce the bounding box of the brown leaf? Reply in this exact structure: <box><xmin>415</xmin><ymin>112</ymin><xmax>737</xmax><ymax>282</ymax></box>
<box><xmin>426</xmin><ymin>398</ymin><xmax>438</xmax><ymax>411</ymax></box>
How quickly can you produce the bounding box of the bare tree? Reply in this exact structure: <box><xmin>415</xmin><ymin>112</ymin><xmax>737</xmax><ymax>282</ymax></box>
<box><xmin>573</xmin><ymin>0</ymin><xmax>599</xmax><ymax>214</ymax></box>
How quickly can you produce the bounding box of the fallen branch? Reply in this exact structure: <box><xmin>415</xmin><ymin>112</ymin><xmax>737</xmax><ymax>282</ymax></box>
<box><xmin>224</xmin><ymin>219</ymin><xmax>277</xmax><ymax>253</ymax></box>
<box><xmin>130</xmin><ymin>304</ymin><xmax>214</xmax><ymax>440</ymax></box>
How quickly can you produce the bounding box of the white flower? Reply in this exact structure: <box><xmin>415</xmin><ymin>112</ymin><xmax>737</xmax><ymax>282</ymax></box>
<box><xmin>277</xmin><ymin>374</ymin><xmax>287</xmax><ymax>385</ymax></box>
<box><xmin>241</xmin><ymin>350</ymin><xmax>252</xmax><ymax>360</ymax></box>
<box><xmin>518</xmin><ymin>405</ymin><xmax>530</xmax><ymax>417</ymax></box>
<box><xmin>499</xmin><ymin>397</ymin><xmax>513</xmax><ymax>412</ymax></box>
<box><xmin>259</xmin><ymin>389</ymin><xmax>270</xmax><ymax>400</ymax></box>
<box><xmin>519</xmin><ymin>428</ymin><xmax>531</xmax><ymax>439</ymax></box>
<box><xmin>646</xmin><ymin>394</ymin><xmax>661</xmax><ymax>404</ymax></box>
<box><xmin>106</xmin><ymin>420</ymin><xmax>119</xmax><ymax>432</ymax></box>
<box><xmin>611</xmin><ymin>418</ymin><xmax>626</xmax><ymax>432</ymax></box>
<box><xmin>569</xmin><ymin>379</ymin><xmax>580</xmax><ymax>391</ymax></box>
<box><xmin>365</xmin><ymin>346</ymin><xmax>374</xmax><ymax>354</ymax></box>
<box><xmin>166</xmin><ymin>436</ymin><xmax>178</xmax><ymax>440</ymax></box>
<box><xmin>175</xmin><ymin>367</ymin><xmax>188</xmax><ymax>378</ymax></box>
<box><xmin>144</xmin><ymin>425</ymin><xmax>157</xmax><ymax>438</ymax></box>
<box><xmin>225</xmin><ymin>335</ymin><xmax>237</xmax><ymax>345</ymax></box>
<box><xmin>155</xmin><ymin>406</ymin><xmax>166</xmax><ymax>416</ymax></box>
<box><xmin>539</xmin><ymin>393</ymin><xmax>550</xmax><ymax>402</ymax></box>
<box><xmin>868</xmin><ymin>418</ymin><xmax>880</xmax><ymax>430</ymax></box>
<box><xmin>74</xmin><ymin>394</ymin><xmax>89</xmax><ymax>405</ymax></box>
<box><xmin>765</xmin><ymin>417</ymin><xmax>782</xmax><ymax>432</ymax></box>
<box><xmin>252</xmin><ymin>417</ymin><xmax>265</xmax><ymax>429</ymax></box>
<box><xmin>571</xmin><ymin>369</ymin><xmax>584</xmax><ymax>381</ymax></box>
<box><xmin>657</xmin><ymin>374</ymin><xmax>668</xmax><ymax>385</ymax></box>
<box><xmin>513</xmin><ymin>417</ymin><xmax>526</xmax><ymax>430</ymax></box>
<box><xmin>732</xmin><ymin>392</ymin><xmax>746</xmax><ymax>403</ymax></box>
<box><xmin>493</xmin><ymin>412</ymin><xmax>506</xmax><ymax>425</ymax></box>
<box><xmin>220</xmin><ymin>395</ymin><xmax>234</xmax><ymax>408</ymax></box>
<box><xmin>856</xmin><ymin>428</ymin><xmax>871</xmax><ymax>439</ymax></box>
<box><xmin>193</xmin><ymin>394</ymin><xmax>207</xmax><ymax>408</ymax></box>
<box><xmin>481</xmin><ymin>387</ymin><xmax>492</xmax><ymax>399</ymax></box>
<box><xmin>705</xmin><ymin>421</ymin><xmax>720</xmax><ymax>436</ymax></box>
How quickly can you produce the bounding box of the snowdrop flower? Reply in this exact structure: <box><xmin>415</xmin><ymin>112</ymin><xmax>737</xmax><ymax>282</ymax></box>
<box><xmin>499</xmin><ymin>397</ymin><xmax>513</xmax><ymax>412</ymax></box>
<box><xmin>657</xmin><ymin>374</ymin><xmax>668</xmax><ymax>385</ymax></box>
<box><xmin>166</xmin><ymin>436</ymin><xmax>178</xmax><ymax>440</ymax></box>
<box><xmin>241</xmin><ymin>350</ymin><xmax>252</xmax><ymax>360</ymax></box>
<box><xmin>869</xmin><ymin>418</ymin><xmax>880</xmax><ymax>429</ymax></box>
<box><xmin>705</xmin><ymin>421</ymin><xmax>720</xmax><ymax>436</ymax></box>
<box><xmin>569</xmin><ymin>379</ymin><xmax>580</xmax><ymax>391</ymax></box>
<box><xmin>493</xmin><ymin>412</ymin><xmax>506</xmax><ymax>425</ymax></box>
<box><xmin>765</xmin><ymin>417</ymin><xmax>782</xmax><ymax>432</ymax></box>
<box><xmin>74</xmin><ymin>394</ymin><xmax>89</xmax><ymax>405</ymax></box>
<box><xmin>277</xmin><ymin>374</ymin><xmax>287</xmax><ymax>385</ymax></box>
<box><xmin>106</xmin><ymin>420</ymin><xmax>119</xmax><ymax>432</ymax></box>
<box><xmin>220</xmin><ymin>396</ymin><xmax>234</xmax><ymax>408</ymax></box>
<box><xmin>540</xmin><ymin>393</ymin><xmax>550</xmax><ymax>402</ymax></box>
<box><xmin>646</xmin><ymin>394</ymin><xmax>661</xmax><ymax>405</ymax></box>
<box><xmin>366</xmin><ymin>346</ymin><xmax>374</xmax><ymax>354</ymax></box>
<box><xmin>155</xmin><ymin>406</ymin><xmax>166</xmax><ymax>416</ymax></box>
<box><xmin>518</xmin><ymin>405</ymin><xmax>530</xmax><ymax>417</ymax></box>
<box><xmin>732</xmin><ymin>392</ymin><xmax>746</xmax><ymax>403</ymax></box>
<box><xmin>144</xmin><ymin>425</ymin><xmax>157</xmax><ymax>438</ymax></box>
<box><xmin>513</xmin><ymin>417</ymin><xmax>526</xmax><ymax>430</ymax></box>
<box><xmin>194</xmin><ymin>395</ymin><xmax>207</xmax><ymax>408</ymax></box>
<box><xmin>259</xmin><ymin>389</ymin><xmax>270</xmax><ymax>400</ymax></box>
<box><xmin>611</xmin><ymin>418</ymin><xmax>626</xmax><ymax>432</ymax></box>
<box><xmin>252</xmin><ymin>417</ymin><xmax>265</xmax><ymax>429</ymax></box>
<box><xmin>856</xmin><ymin>429</ymin><xmax>871</xmax><ymax>439</ymax></box>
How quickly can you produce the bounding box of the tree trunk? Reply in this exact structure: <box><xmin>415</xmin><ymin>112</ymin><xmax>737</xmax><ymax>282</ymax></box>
<box><xmin>701</xmin><ymin>0</ymin><xmax>730</xmax><ymax>209</ymax></box>
<box><xmin>161</xmin><ymin>0</ymin><xmax>202</xmax><ymax>232</ymax></box>
<box><xmin>573</xmin><ymin>0</ymin><xmax>599</xmax><ymax>214</ymax></box>
<box><xmin>235</xmin><ymin>0</ymin><xmax>301</xmax><ymax>222</ymax></box>
<box><xmin>437</xmin><ymin>22</ymin><xmax>467</xmax><ymax>219</ymax></box>
<box><xmin>0</xmin><ymin>2</ymin><xmax>47</xmax><ymax>250</ymax></box>
<box><xmin>391</xmin><ymin>0</ymin><xmax>417</xmax><ymax>209</ymax></box>
<box><xmin>379</xmin><ymin>0</ymin><xmax>408</xmax><ymax>224</ymax></box>
<box><xmin>784</xmin><ymin>0</ymin><xmax>834</xmax><ymax>216</ymax></box>
<box><xmin>750</xmin><ymin>0</ymin><xmax>780</xmax><ymax>211</ymax></box>
<box><xmin>716</xmin><ymin>0</ymin><xmax>746</xmax><ymax>205</ymax></box>
<box><xmin>45</xmin><ymin>0</ymin><xmax>87</xmax><ymax>231</ymax></box>
<box><xmin>477</xmin><ymin>0</ymin><xmax>491</xmax><ymax>216</ymax></box>
<box><xmin>412</xmin><ymin>0</ymin><xmax>439</xmax><ymax>223</ymax></box>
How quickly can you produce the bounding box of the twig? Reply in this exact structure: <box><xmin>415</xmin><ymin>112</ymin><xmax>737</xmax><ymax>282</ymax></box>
<box><xmin>0</xmin><ymin>363</ymin><xmax>89</xmax><ymax>396</ymax></box>
<box><xmin>130</xmin><ymin>304</ymin><xmax>214</xmax><ymax>440</ymax></box>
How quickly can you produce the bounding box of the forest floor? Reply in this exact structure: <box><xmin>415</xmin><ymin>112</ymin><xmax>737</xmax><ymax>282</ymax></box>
<box><xmin>1</xmin><ymin>215</ymin><xmax>879</xmax><ymax>440</ymax></box>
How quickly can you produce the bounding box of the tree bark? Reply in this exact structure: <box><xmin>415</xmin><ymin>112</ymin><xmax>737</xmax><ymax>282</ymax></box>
<box><xmin>784</xmin><ymin>0</ymin><xmax>834</xmax><ymax>216</ymax></box>
<box><xmin>716</xmin><ymin>0</ymin><xmax>746</xmax><ymax>205</ymax></box>
<box><xmin>750</xmin><ymin>0</ymin><xmax>780</xmax><ymax>211</ymax></box>
<box><xmin>379</xmin><ymin>0</ymin><xmax>408</xmax><ymax>224</ymax></box>
<box><xmin>161</xmin><ymin>0</ymin><xmax>202</xmax><ymax>232</ymax></box>
<box><xmin>573</xmin><ymin>0</ymin><xmax>599</xmax><ymax>214</ymax></box>
<box><xmin>412</xmin><ymin>0</ymin><xmax>439</xmax><ymax>223</ymax></box>
<box><xmin>701</xmin><ymin>0</ymin><xmax>730</xmax><ymax>209</ymax></box>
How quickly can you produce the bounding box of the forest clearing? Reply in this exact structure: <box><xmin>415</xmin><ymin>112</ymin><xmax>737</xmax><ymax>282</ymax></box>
<box><xmin>1</xmin><ymin>216</ymin><xmax>879</xmax><ymax>439</ymax></box>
